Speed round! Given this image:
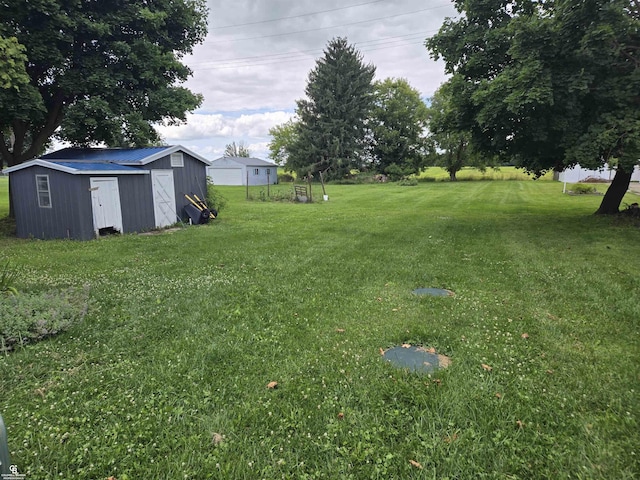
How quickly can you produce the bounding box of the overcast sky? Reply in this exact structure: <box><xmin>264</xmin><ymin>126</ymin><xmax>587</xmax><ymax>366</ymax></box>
<box><xmin>155</xmin><ymin>0</ymin><xmax>459</xmax><ymax>162</ymax></box>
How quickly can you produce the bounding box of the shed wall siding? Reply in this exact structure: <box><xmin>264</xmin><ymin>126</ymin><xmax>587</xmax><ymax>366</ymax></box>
<box><xmin>11</xmin><ymin>166</ymin><xmax>94</xmax><ymax>240</ymax></box>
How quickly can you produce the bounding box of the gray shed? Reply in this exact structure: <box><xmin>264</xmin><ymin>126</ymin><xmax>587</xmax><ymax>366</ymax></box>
<box><xmin>207</xmin><ymin>156</ymin><xmax>277</xmax><ymax>186</ymax></box>
<box><xmin>3</xmin><ymin>145</ymin><xmax>211</xmax><ymax>240</ymax></box>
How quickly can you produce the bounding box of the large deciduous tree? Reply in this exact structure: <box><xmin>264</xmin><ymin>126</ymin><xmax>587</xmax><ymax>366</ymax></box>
<box><xmin>268</xmin><ymin>119</ymin><xmax>298</xmax><ymax>166</ymax></box>
<box><xmin>287</xmin><ymin>37</ymin><xmax>376</xmax><ymax>180</ymax></box>
<box><xmin>428</xmin><ymin>78</ymin><xmax>488</xmax><ymax>181</ymax></box>
<box><xmin>426</xmin><ymin>0</ymin><xmax>639</xmax><ymax>214</ymax></box>
<box><xmin>0</xmin><ymin>0</ymin><xmax>208</xmax><ymax>169</ymax></box>
<box><xmin>369</xmin><ymin>78</ymin><xmax>430</xmax><ymax>180</ymax></box>
<box><xmin>0</xmin><ymin>36</ymin><xmax>30</xmax><ymax>93</ymax></box>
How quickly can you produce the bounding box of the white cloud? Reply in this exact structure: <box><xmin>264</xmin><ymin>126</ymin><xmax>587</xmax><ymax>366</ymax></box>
<box><xmin>157</xmin><ymin>111</ymin><xmax>295</xmax><ymax>141</ymax></box>
<box><xmin>158</xmin><ymin>0</ymin><xmax>458</xmax><ymax>161</ymax></box>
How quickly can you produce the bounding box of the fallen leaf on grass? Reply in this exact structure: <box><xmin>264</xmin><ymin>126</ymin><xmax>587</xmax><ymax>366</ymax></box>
<box><xmin>212</xmin><ymin>433</ymin><xmax>224</xmax><ymax>445</ymax></box>
<box><xmin>266</xmin><ymin>381</ymin><xmax>278</xmax><ymax>389</ymax></box>
<box><xmin>392</xmin><ymin>308</ymin><xmax>399</xmax><ymax>312</ymax></box>
<box><xmin>521</xmin><ymin>333</ymin><xmax>530</xmax><ymax>339</ymax></box>
<box><xmin>409</xmin><ymin>460</ymin><xmax>423</xmax><ymax>469</ymax></box>
<box><xmin>401</xmin><ymin>343</ymin><xmax>412</xmax><ymax>348</ymax></box>
<box><xmin>335</xmin><ymin>328</ymin><xmax>345</xmax><ymax>333</ymax></box>
<box><xmin>481</xmin><ymin>364</ymin><xmax>493</xmax><ymax>371</ymax></box>
<box><xmin>516</xmin><ymin>420</ymin><xmax>525</xmax><ymax>429</ymax></box>
<box><xmin>443</xmin><ymin>433</ymin><xmax>459</xmax><ymax>443</ymax></box>
<box><xmin>379</xmin><ymin>348</ymin><xmax>385</xmax><ymax>356</ymax></box>
<box><xmin>417</xmin><ymin>346</ymin><xmax>436</xmax><ymax>354</ymax></box>
<box><xmin>437</xmin><ymin>354</ymin><xmax>452</xmax><ymax>368</ymax></box>
<box><xmin>495</xmin><ymin>393</ymin><xmax>502</xmax><ymax>399</ymax></box>
<box><xmin>33</xmin><ymin>388</ymin><xmax>46</xmax><ymax>399</ymax></box>
<box><xmin>337</xmin><ymin>412</ymin><xmax>344</xmax><ymax>420</ymax></box>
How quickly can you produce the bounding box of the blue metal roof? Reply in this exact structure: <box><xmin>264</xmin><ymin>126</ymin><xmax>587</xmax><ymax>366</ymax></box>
<box><xmin>51</xmin><ymin>161</ymin><xmax>145</xmax><ymax>172</ymax></box>
<box><xmin>41</xmin><ymin>147</ymin><xmax>170</xmax><ymax>163</ymax></box>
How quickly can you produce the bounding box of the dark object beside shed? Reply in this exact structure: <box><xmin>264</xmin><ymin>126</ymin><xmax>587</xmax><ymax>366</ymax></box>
<box><xmin>184</xmin><ymin>204</ymin><xmax>210</xmax><ymax>224</ymax></box>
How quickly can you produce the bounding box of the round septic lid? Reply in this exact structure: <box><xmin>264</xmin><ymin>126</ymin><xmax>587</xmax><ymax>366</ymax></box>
<box><xmin>383</xmin><ymin>345</ymin><xmax>451</xmax><ymax>373</ymax></box>
<box><xmin>412</xmin><ymin>288</ymin><xmax>454</xmax><ymax>297</ymax></box>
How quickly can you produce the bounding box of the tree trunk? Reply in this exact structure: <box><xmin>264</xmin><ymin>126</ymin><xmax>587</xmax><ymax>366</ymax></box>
<box><xmin>595</xmin><ymin>168</ymin><xmax>632</xmax><ymax>214</ymax></box>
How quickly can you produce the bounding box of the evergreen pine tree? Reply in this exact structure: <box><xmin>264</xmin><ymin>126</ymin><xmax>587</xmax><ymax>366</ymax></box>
<box><xmin>288</xmin><ymin>37</ymin><xmax>376</xmax><ymax>180</ymax></box>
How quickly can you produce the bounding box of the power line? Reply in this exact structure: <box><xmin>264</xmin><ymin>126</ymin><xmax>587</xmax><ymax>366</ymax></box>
<box><xmin>210</xmin><ymin>0</ymin><xmax>387</xmax><ymax>29</ymax></box>
<box><xmin>204</xmin><ymin>4</ymin><xmax>452</xmax><ymax>44</ymax></box>
<box><xmin>190</xmin><ymin>31</ymin><xmax>432</xmax><ymax>67</ymax></box>
<box><xmin>192</xmin><ymin>38</ymin><xmax>432</xmax><ymax>71</ymax></box>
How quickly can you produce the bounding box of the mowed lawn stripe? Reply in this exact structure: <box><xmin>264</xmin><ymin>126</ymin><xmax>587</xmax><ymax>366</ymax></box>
<box><xmin>0</xmin><ymin>180</ymin><xmax>638</xmax><ymax>479</ymax></box>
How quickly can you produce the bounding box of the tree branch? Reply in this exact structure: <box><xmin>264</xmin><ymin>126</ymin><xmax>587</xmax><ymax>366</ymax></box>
<box><xmin>15</xmin><ymin>95</ymin><xmax>66</xmax><ymax>164</ymax></box>
<box><xmin>0</xmin><ymin>134</ymin><xmax>13</xmax><ymax>167</ymax></box>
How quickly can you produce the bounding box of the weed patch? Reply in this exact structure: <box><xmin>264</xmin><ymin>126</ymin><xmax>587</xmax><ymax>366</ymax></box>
<box><xmin>248</xmin><ymin>186</ymin><xmax>296</xmax><ymax>202</ymax></box>
<box><xmin>0</xmin><ymin>261</ymin><xmax>18</xmax><ymax>295</ymax></box>
<box><xmin>0</xmin><ymin>286</ymin><xmax>90</xmax><ymax>352</ymax></box>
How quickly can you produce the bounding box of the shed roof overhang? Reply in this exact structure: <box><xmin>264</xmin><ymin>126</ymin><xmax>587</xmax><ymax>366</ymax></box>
<box><xmin>3</xmin><ymin>160</ymin><xmax>149</xmax><ymax>175</ymax></box>
<box><xmin>38</xmin><ymin>145</ymin><xmax>212</xmax><ymax>166</ymax></box>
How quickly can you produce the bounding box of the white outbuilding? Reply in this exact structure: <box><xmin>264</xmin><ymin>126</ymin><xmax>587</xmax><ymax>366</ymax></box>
<box><xmin>206</xmin><ymin>156</ymin><xmax>278</xmax><ymax>186</ymax></box>
<box><xmin>557</xmin><ymin>163</ymin><xmax>640</xmax><ymax>183</ymax></box>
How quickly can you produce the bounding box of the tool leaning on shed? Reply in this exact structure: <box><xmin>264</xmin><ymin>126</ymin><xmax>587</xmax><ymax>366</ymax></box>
<box><xmin>184</xmin><ymin>193</ymin><xmax>217</xmax><ymax>224</ymax></box>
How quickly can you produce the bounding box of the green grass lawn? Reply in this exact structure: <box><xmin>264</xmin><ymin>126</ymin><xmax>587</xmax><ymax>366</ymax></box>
<box><xmin>1</xmin><ymin>180</ymin><xmax>638</xmax><ymax>479</ymax></box>
<box><xmin>0</xmin><ymin>176</ymin><xmax>7</xmax><ymax>217</ymax></box>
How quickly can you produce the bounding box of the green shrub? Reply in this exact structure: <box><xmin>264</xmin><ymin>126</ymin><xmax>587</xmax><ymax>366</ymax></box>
<box><xmin>0</xmin><ymin>286</ymin><xmax>90</xmax><ymax>352</ymax></box>
<box><xmin>278</xmin><ymin>173</ymin><xmax>294</xmax><ymax>183</ymax></box>
<box><xmin>572</xmin><ymin>183</ymin><xmax>598</xmax><ymax>194</ymax></box>
<box><xmin>397</xmin><ymin>176</ymin><xmax>418</xmax><ymax>186</ymax></box>
<box><xmin>206</xmin><ymin>178</ymin><xmax>228</xmax><ymax>212</ymax></box>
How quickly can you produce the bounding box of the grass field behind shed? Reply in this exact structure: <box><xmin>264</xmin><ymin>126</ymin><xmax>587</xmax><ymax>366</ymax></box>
<box><xmin>0</xmin><ymin>180</ymin><xmax>639</xmax><ymax>479</ymax></box>
<box><xmin>0</xmin><ymin>176</ymin><xmax>7</xmax><ymax>217</ymax></box>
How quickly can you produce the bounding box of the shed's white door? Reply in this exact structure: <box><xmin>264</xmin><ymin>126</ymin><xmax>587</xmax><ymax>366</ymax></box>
<box><xmin>90</xmin><ymin>177</ymin><xmax>123</xmax><ymax>234</ymax></box>
<box><xmin>152</xmin><ymin>170</ymin><xmax>176</xmax><ymax>228</ymax></box>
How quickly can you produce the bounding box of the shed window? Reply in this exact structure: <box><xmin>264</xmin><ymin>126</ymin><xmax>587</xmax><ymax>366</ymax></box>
<box><xmin>253</xmin><ymin>168</ymin><xmax>259</xmax><ymax>175</ymax></box>
<box><xmin>35</xmin><ymin>175</ymin><xmax>52</xmax><ymax>208</ymax></box>
<box><xmin>266</xmin><ymin>168</ymin><xmax>271</xmax><ymax>175</ymax></box>
<box><xmin>171</xmin><ymin>152</ymin><xmax>184</xmax><ymax>167</ymax></box>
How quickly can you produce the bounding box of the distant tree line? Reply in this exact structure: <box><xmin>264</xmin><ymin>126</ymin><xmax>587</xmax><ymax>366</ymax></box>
<box><xmin>224</xmin><ymin>140</ymin><xmax>251</xmax><ymax>158</ymax></box>
<box><xmin>271</xmin><ymin>0</ymin><xmax>638</xmax><ymax>216</ymax></box>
